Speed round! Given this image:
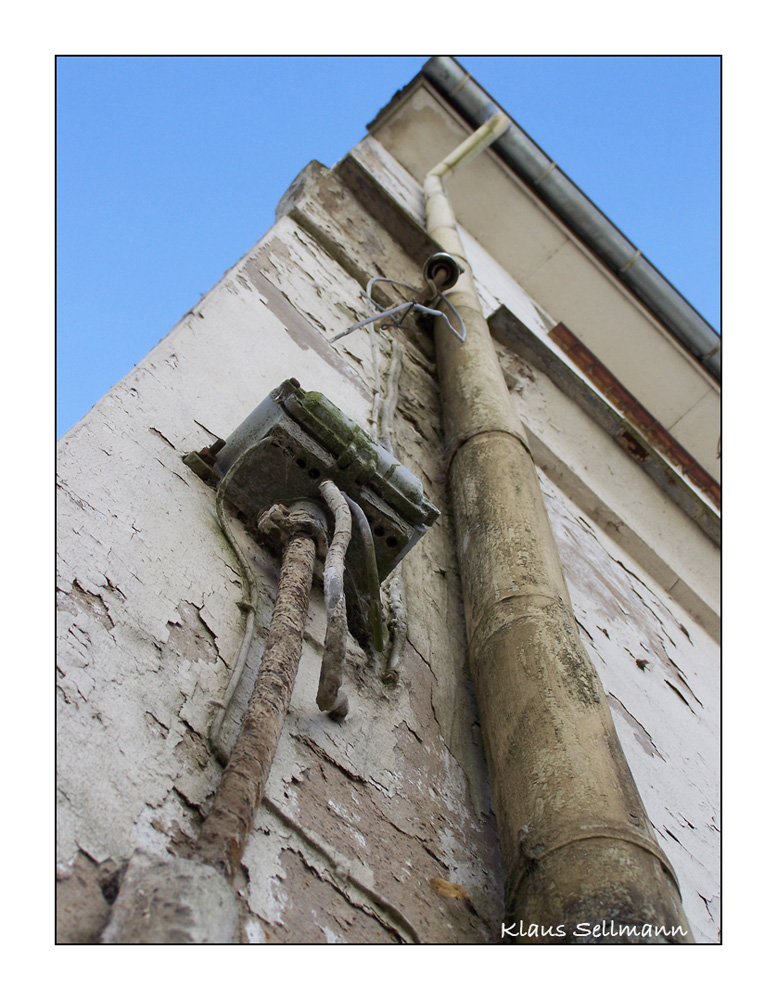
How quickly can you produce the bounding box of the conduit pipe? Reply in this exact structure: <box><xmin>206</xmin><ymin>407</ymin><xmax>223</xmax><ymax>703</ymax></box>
<box><xmin>104</xmin><ymin>500</ymin><xmax>328</xmax><ymax>942</ymax></box>
<box><xmin>196</xmin><ymin>500</ymin><xmax>327</xmax><ymax>881</ymax></box>
<box><xmin>317</xmin><ymin>480</ymin><xmax>352</xmax><ymax>719</ymax></box>
<box><xmin>424</xmin><ymin>120</ymin><xmax>692</xmax><ymax>941</ymax></box>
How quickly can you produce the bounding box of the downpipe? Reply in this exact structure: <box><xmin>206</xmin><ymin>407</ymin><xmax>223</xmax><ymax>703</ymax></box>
<box><xmin>424</xmin><ymin>118</ymin><xmax>692</xmax><ymax>942</ymax></box>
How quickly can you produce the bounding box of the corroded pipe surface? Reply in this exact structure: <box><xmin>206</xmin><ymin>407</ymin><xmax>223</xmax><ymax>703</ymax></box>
<box><xmin>424</xmin><ymin>140</ymin><xmax>691</xmax><ymax>941</ymax></box>
<box><xmin>196</xmin><ymin>509</ymin><xmax>319</xmax><ymax>881</ymax></box>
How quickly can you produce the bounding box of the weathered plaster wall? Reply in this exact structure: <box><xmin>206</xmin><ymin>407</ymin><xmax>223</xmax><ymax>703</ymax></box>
<box><xmin>57</xmin><ymin>136</ymin><xmax>719</xmax><ymax>943</ymax></box>
<box><xmin>57</xmin><ymin>171</ymin><xmax>503</xmax><ymax>943</ymax></box>
<box><xmin>534</xmin><ymin>467</ymin><xmax>720</xmax><ymax>942</ymax></box>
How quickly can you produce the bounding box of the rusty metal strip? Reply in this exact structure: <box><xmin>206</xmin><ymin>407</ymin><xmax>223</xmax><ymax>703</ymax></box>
<box><xmin>549</xmin><ymin>323</ymin><xmax>721</xmax><ymax>509</ymax></box>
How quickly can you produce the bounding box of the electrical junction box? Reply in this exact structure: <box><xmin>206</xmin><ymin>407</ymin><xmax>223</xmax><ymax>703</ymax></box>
<box><xmin>208</xmin><ymin>379</ymin><xmax>440</xmax><ymax>646</ymax></box>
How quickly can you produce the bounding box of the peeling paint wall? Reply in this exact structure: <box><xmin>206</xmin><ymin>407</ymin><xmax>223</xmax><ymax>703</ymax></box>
<box><xmin>57</xmin><ymin>167</ymin><xmax>503</xmax><ymax>943</ymax></box>
<box><xmin>535</xmin><ymin>468</ymin><xmax>719</xmax><ymax>941</ymax></box>
<box><xmin>57</xmin><ymin>133</ymin><xmax>719</xmax><ymax>943</ymax></box>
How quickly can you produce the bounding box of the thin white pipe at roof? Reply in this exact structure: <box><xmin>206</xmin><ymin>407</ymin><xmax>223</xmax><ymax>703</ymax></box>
<box><xmin>422</xmin><ymin>56</ymin><xmax>721</xmax><ymax>380</ymax></box>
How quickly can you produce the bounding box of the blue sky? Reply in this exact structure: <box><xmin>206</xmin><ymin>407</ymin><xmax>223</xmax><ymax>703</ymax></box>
<box><xmin>56</xmin><ymin>55</ymin><xmax>720</xmax><ymax>437</ymax></box>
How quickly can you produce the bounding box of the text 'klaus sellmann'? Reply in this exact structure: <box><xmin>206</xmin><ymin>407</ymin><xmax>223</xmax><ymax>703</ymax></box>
<box><xmin>501</xmin><ymin>920</ymin><xmax>688</xmax><ymax>940</ymax></box>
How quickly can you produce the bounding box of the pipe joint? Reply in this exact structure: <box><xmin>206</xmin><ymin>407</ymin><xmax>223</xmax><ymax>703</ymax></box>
<box><xmin>444</xmin><ymin>426</ymin><xmax>532</xmax><ymax>480</ymax></box>
<box><xmin>256</xmin><ymin>499</ymin><xmax>329</xmax><ymax>560</ymax></box>
<box><xmin>515</xmin><ymin>825</ymin><xmax>681</xmax><ymax>895</ymax></box>
<box><xmin>504</xmin><ymin>831</ymin><xmax>690</xmax><ymax>941</ymax></box>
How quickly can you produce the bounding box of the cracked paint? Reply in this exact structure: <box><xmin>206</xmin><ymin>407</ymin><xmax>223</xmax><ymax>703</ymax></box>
<box><xmin>57</xmin><ymin>188</ymin><xmax>504</xmax><ymax>943</ymax></box>
<box><xmin>536</xmin><ymin>466</ymin><xmax>719</xmax><ymax>942</ymax></box>
<box><xmin>57</xmin><ymin>143</ymin><xmax>718</xmax><ymax>944</ymax></box>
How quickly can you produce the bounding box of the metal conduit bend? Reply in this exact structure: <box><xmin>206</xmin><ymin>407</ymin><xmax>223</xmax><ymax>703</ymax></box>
<box><xmin>343</xmin><ymin>492</ymin><xmax>383</xmax><ymax>653</ymax></box>
<box><xmin>317</xmin><ymin>480</ymin><xmax>351</xmax><ymax>720</ymax></box>
<box><xmin>423</xmin><ymin>119</ymin><xmax>692</xmax><ymax>942</ymax></box>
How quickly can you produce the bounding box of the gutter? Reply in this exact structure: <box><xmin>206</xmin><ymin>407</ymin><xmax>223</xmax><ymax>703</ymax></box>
<box><xmin>420</xmin><ymin>56</ymin><xmax>721</xmax><ymax>381</ymax></box>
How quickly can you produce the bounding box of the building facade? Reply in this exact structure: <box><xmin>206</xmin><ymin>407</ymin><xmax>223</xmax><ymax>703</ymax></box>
<box><xmin>56</xmin><ymin>58</ymin><xmax>720</xmax><ymax>943</ymax></box>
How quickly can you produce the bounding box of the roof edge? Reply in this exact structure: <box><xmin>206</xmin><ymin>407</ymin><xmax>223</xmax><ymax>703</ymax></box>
<box><xmin>404</xmin><ymin>57</ymin><xmax>720</xmax><ymax>381</ymax></box>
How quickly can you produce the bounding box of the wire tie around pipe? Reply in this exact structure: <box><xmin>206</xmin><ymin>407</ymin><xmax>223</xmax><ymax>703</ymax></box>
<box><xmin>329</xmin><ymin>291</ymin><xmax>465</xmax><ymax>344</ymax></box>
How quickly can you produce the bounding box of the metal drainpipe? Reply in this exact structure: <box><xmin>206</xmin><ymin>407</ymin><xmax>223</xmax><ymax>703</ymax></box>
<box><xmin>424</xmin><ymin>118</ymin><xmax>693</xmax><ymax>942</ymax></box>
<box><xmin>421</xmin><ymin>56</ymin><xmax>720</xmax><ymax>381</ymax></box>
